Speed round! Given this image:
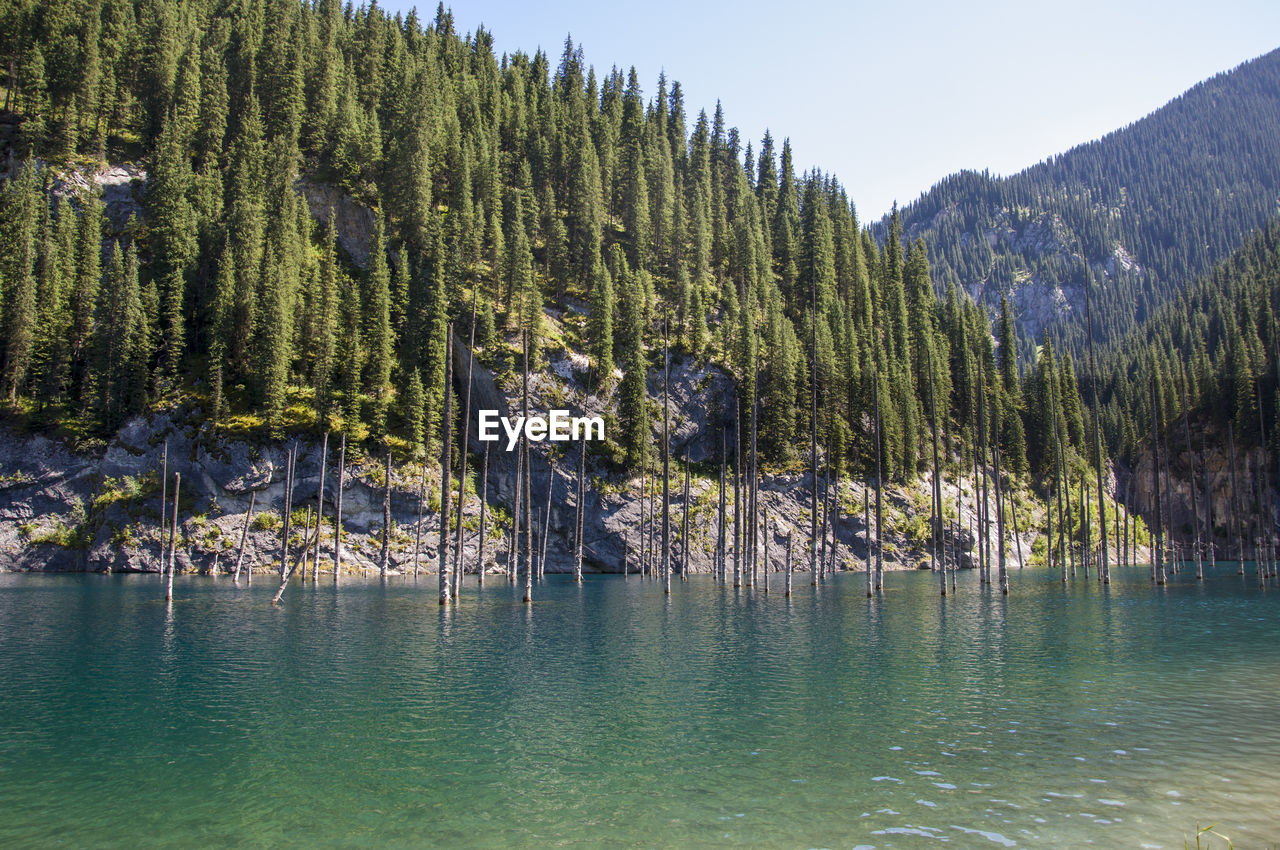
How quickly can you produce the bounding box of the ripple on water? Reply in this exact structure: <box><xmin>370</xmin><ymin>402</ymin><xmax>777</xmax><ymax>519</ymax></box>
<box><xmin>1</xmin><ymin>568</ymin><xmax>1280</xmax><ymax>848</ymax></box>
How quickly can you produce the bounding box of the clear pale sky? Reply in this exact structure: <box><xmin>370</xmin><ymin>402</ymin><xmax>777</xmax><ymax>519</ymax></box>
<box><xmin>382</xmin><ymin>0</ymin><xmax>1280</xmax><ymax>220</ymax></box>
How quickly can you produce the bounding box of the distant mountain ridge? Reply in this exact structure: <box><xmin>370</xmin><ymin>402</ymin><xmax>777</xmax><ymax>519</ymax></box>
<box><xmin>882</xmin><ymin>47</ymin><xmax>1280</xmax><ymax>358</ymax></box>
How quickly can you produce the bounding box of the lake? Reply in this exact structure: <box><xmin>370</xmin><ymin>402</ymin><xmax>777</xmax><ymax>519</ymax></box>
<box><xmin>1</xmin><ymin>565</ymin><xmax>1277</xmax><ymax>848</ymax></box>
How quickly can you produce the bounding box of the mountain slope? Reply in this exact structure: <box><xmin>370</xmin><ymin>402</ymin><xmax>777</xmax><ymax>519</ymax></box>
<box><xmin>886</xmin><ymin>47</ymin><xmax>1280</xmax><ymax>356</ymax></box>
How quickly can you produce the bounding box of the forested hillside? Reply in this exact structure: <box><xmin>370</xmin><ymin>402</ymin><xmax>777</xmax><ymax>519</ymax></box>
<box><xmin>1088</xmin><ymin>216</ymin><xmax>1280</xmax><ymax>464</ymax></box>
<box><xmin>887</xmin><ymin>48</ymin><xmax>1280</xmax><ymax>359</ymax></box>
<box><xmin>0</xmin><ymin>0</ymin><xmax>1060</xmax><ymax>493</ymax></box>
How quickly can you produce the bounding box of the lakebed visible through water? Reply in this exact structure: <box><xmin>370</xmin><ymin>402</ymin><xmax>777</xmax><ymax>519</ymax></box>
<box><xmin>1</xmin><ymin>565</ymin><xmax>1277</xmax><ymax>848</ymax></box>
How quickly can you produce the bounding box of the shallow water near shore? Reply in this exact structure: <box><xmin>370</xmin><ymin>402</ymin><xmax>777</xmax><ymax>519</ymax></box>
<box><xmin>1</xmin><ymin>564</ymin><xmax>1278</xmax><ymax>848</ymax></box>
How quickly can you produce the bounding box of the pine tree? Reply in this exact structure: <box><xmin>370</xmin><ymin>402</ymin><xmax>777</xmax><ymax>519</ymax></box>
<box><xmin>588</xmin><ymin>255</ymin><xmax>614</xmax><ymax>381</ymax></box>
<box><xmin>364</xmin><ymin>215</ymin><xmax>393</xmax><ymax>437</ymax></box>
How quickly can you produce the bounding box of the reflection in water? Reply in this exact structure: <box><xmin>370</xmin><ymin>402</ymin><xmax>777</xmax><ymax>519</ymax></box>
<box><xmin>0</xmin><ymin>566</ymin><xmax>1278</xmax><ymax>848</ymax></box>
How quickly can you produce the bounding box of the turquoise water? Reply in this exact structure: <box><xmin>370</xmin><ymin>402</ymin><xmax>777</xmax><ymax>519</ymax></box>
<box><xmin>1</xmin><ymin>566</ymin><xmax>1278</xmax><ymax>848</ymax></box>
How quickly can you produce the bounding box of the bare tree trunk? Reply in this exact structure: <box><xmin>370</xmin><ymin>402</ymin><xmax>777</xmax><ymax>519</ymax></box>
<box><xmin>750</xmin><ymin>353</ymin><xmax>760</xmax><ymax>586</ymax></box>
<box><xmin>271</xmin><ymin>518</ymin><xmax>322</xmax><ymax>606</ymax></box>
<box><xmin>1180</xmin><ymin>367</ymin><xmax>1202</xmax><ymax>579</ymax></box>
<box><xmin>874</xmin><ymin>377</ymin><xmax>884</xmax><ymax>592</ymax></box>
<box><xmin>333</xmin><ymin>434</ymin><xmax>345</xmax><ymax>584</ymax></box>
<box><xmin>1161</xmin><ymin>419</ymin><xmax>1176</xmax><ymax>574</ymax></box>
<box><xmin>541</xmin><ymin>462</ymin><xmax>553</xmax><ymax>579</ymax></box>
<box><xmin>682</xmin><ymin>456</ymin><xmax>690</xmax><ymax>582</ymax></box>
<box><xmin>314</xmin><ymin>433</ymin><xmax>328</xmax><ymax>582</ymax></box>
<box><xmin>414</xmin><ymin>463</ymin><xmax>425</xmax><ymax>579</ymax></box>
<box><xmin>1152</xmin><ymin>379</ymin><xmax>1165</xmax><ymax>584</ymax></box>
<box><xmin>927</xmin><ymin>346</ymin><xmax>943</xmax><ymax>595</ymax></box>
<box><xmin>978</xmin><ymin>377</ymin><xmax>990</xmax><ymax>584</ymax></box>
<box><xmin>733</xmin><ymin>404</ymin><xmax>742</xmax><ymax>588</ymax></box>
<box><xmin>1113</xmin><ymin>482</ymin><xmax>1121</xmax><ymax>575</ymax></box>
<box><xmin>718</xmin><ymin>426</ymin><xmax>726</xmax><ymax>583</ymax></box>
<box><xmin>165</xmin><ymin>473</ymin><xmax>180</xmax><ymax>601</ymax></box>
<box><xmin>301</xmin><ymin>506</ymin><xmax>312</xmax><ymax>581</ymax></box>
<box><xmin>159</xmin><ymin>441</ymin><xmax>168</xmax><ymax>577</ymax></box>
<box><xmin>662</xmin><ymin>322</ymin><xmax>671</xmax><ymax>595</ymax></box>
<box><xmin>1123</xmin><ymin>479</ymin><xmax>1130</xmax><ymax>568</ymax></box>
<box><xmin>478</xmin><ymin>445</ymin><xmax>489</xmax><ymax>585</ymax></box>
<box><xmin>762</xmin><ymin>511</ymin><xmax>770</xmax><ymax>594</ymax></box>
<box><xmin>233</xmin><ymin>491</ymin><xmax>255</xmax><ymax>584</ymax></box>
<box><xmin>510</xmin><ymin>436</ymin><xmax>522</xmax><ymax>583</ymax></box>
<box><xmin>576</xmin><ymin>446</ymin><xmax>585</xmax><ymax>583</ymax></box>
<box><xmin>786</xmin><ymin>529</ymin><xmax>793</xmax><ymax>597</ymax></box>
<box><xmin>1084</xmin><ymin>264</ymin><xmax>1108</xmax><ymax>580</ymax></box>
<box><xmin>1047</xmin><ymin>493</ymin><xmax>1053</xmax><ymax>571</ymax></box>
<box><xmin>1257</xmin><ymin>379</ymin><xmax>1270</xmax><ymax>582</ymax></box>
<box><xmin>453</xmin><ymin>290</ymin><xmax>479</xmax><ymax>585</ymax></box>
<box><xmin>439</xmin><ymin>325</ymin><xmax>454</xmax><ymax>606</ymax></box>
<box><xmin>570</xmin><ymin>447</ymin><xmax>581</xmax><ymax>579</ymax></box>
<box><xmin>816</xmin><ymin>443</ymin><xmax>829</xmax><ymax>586</ymax></box>
<box><xmin>1229</xmin><ymin>422</ymin><xmax>1244</xmax><ymax>574</ymax></box>
<box><xmin>521</xmin><ymin>329</ymin><xmax>533</xmax><ymax>604</ymax></box>
<box><xmin>623</xmin><ymin>532</ymin><xmax>629</xmax><ymax>579</ymax></box>
<box><xmin>1081</xmin><ymin>479</ymin><xmax>1090</xmax><ymax>580</ymax></box>
<box><xmin>993</xmin><ymin>411</ymin><xmax>1008</xmax><ymax>595</ymax></box>
<box><xmin>280</xmin><ymin>445</ymin><xmax>294</xmax><ymax>580</ymax></box>
<box><xmin>810</xmin><ymin>267</ymin><xmax>818</xmax><ymax>586</ymax></box>
<box><xmin>380</xmin><ymin>452</ymin><xmax>392</xmax><ymax>578</ymax></box>
<box><xmin>865</xmin><ymin>483</ymin><xmax>872</xmax><ymax>597</ymax></box>
<box><xmin>1010</xmin><ymin>484</ymin><xmax>1025</xmax><ymax>571</ymax></box>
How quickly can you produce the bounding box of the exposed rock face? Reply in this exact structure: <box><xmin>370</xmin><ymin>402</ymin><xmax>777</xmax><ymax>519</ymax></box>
<box><xmin>911</xmin><ymin>204</ymin><xmax>1146</xmax><ymax>346</ymax></box>
<box><xmin>296</xmin><ymin>179</ymin><xmax>376</xmax><ymax>266</ymax></box>
<box><xmin>0</xmin><ymin>347</ymin><xmax>1032</xmax><ymax>577</ymax></box>
<box><xmin>93</xmin><ymin>164</ymin><xmax>148</xmax><ymax>230</ymax></box>
<box><xmin>1121</xmin><ymin>427</ymin><xmax>1275</xmax><ymax>558</ymax></box>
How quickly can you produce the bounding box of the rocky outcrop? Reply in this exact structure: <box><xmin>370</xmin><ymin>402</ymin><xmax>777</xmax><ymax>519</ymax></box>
<box><xmin>296</xmin><ymin>179</ymin><xmax>376</xmax><ymax>266</ymax></box>
<box><xmin>1120</xmin><ymin>422</ymin><xmax>1275</xmax><ymax>557</ymax></box>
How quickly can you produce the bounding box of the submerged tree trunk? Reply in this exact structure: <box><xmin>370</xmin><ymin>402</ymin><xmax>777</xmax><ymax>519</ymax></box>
<box><xmin>1151</xmin><ymin>379</ymin><xmax>1165</xmax><ymax>584</ymax></box>
<box><xmin>314</xmin><ymin>433</ymin><xmax>328</xmax><ymax>582</ymax></box>
<box><xmin>333</xmin><ymin>435</ymin><xmax>345</xmax><ymax>584</ymax></box>
<box><xmin>873</xmin><ymin>377</ymin><xmax>884</xmax><ymax>592</ymax></box>
<box><xmin>786</xmin><ymin>529</ymin><xmax>793</xmax><ymax>597</ymax></box>
<box><xmin>380</xmin><ymin>451</ymin><xmax>392</xmax><ymax>579</ymax></box>
<box><xmin>928</xmin><ymin>346</ymin><xmax>943</xmax><ymax>596</ymax></box>
<box><xmin>541</xmin><ymin>462</ymin><xmax>553</xmax><ymax>579</ymax></box>
<box><xmin>280</xmin><ymin>445</ymin><xmax>294</xmax><ymax>580</ymax></box>
<box><xmin>662</xmin><ymin>324</ymin><xmax>671</xmax><ymax>596</ymax></box>
<box><xmin>1081</xmin><ymin>479</ymin><xmax>1090</xmax><ymax>580</ymax></box>
<box><xmin>810</xmin><ymin>269</ymin><xmax>819</xmax><ymax>585</ymax></box>
<box><xmin>718</xmin><ymin>426</ymin><xmax>727</xmax><ymax>583</ymax></box>
<box><xmin>978</xmin><ymin>377</ymin><xmax>990</xmax><ymax>584</ymax></box>
<box><xmin>510</xmin><ymin>434</ymin><xmax>522</xmax><ymax>583</ymax></box>
<box><xmin>521</xmin><ymin>329</ymin><xmax>532</xmax><ymax>604</ymax></box>
<box><xmin>1084</xmin><ymin>264</ymin><xmax>1108</xmax><ymax>582</ymax></box>
<box><xmin>414</xmin><ymin>463</ymin><xmax>426</xmax><ymax>578</ymax></box>
<box><xmin>733</xmin><ymin>405</ymin><xmax>742</xmax><ymax>589</ymax></box>
<box><xmin>439</xmin><ymin>325</ymin><xmax>454</xmax><ymax>606</ymax></box>
<box><xmin>453</xmin><ymin>290</ymin><xmax>479</xmax><ymax>586</ymax></box>
<box><xmin>159</xmin><ymin>441</ymin><xmax>169</xmax><ymax>578</ymax></box>
<box><xmin>682</xmin><ymin>457</ymin><xmax>690</xmax><ymax>582</ymax></box>
<box><xmin>233</xmin><ymin>491</ymin><xmax>255</xmax><ymax>584</ymax></box>
<box><xmin>865</xmin><ymin>483</ymin><xmax>872</xmax><ymax>598</ymax></box>
<box><xmin>165</xmin><ymin>473</ymin><xmax>180</xmax><ymax>601</ymax></box>
<box><xmin>1229</xmin><ymin>421</ymin><xmax>1242</xmax><ymax>574</ymax></box>
<box><xmin>1123</xmin><ymin>479</ymin><xmax>1131</xmax><ymax>568</ymax></box>
<box><xmin>576</xmin><ymin>446</ymin><xmax>585</xmax><ymax>583</ymax></box>
<box><xmin>478</xmin><ymin>444</ymin><xmax>489</xmax><ymax>586</ymax></box>
<box><xmin>1181</xmin><ymin>368</ymin><xmax>1202</xmax><ymax>579</ymax></box>
<box><xmin>993</xmin><ymin>414</ymin><xmax>1008</xmax><ymax>595</ymax></box>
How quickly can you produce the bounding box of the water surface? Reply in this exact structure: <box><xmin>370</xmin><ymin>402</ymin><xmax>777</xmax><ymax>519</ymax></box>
<box><xmin>1</xmin><ymin>566</ymin><xmax>1277</xmax><ymax>847</ymax></box>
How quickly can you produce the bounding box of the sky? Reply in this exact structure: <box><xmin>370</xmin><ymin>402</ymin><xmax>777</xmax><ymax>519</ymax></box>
<box><xmin>381</xmin><ymin>0</ymin><xmax>1280</xmax><ymax>220</ymax></box>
